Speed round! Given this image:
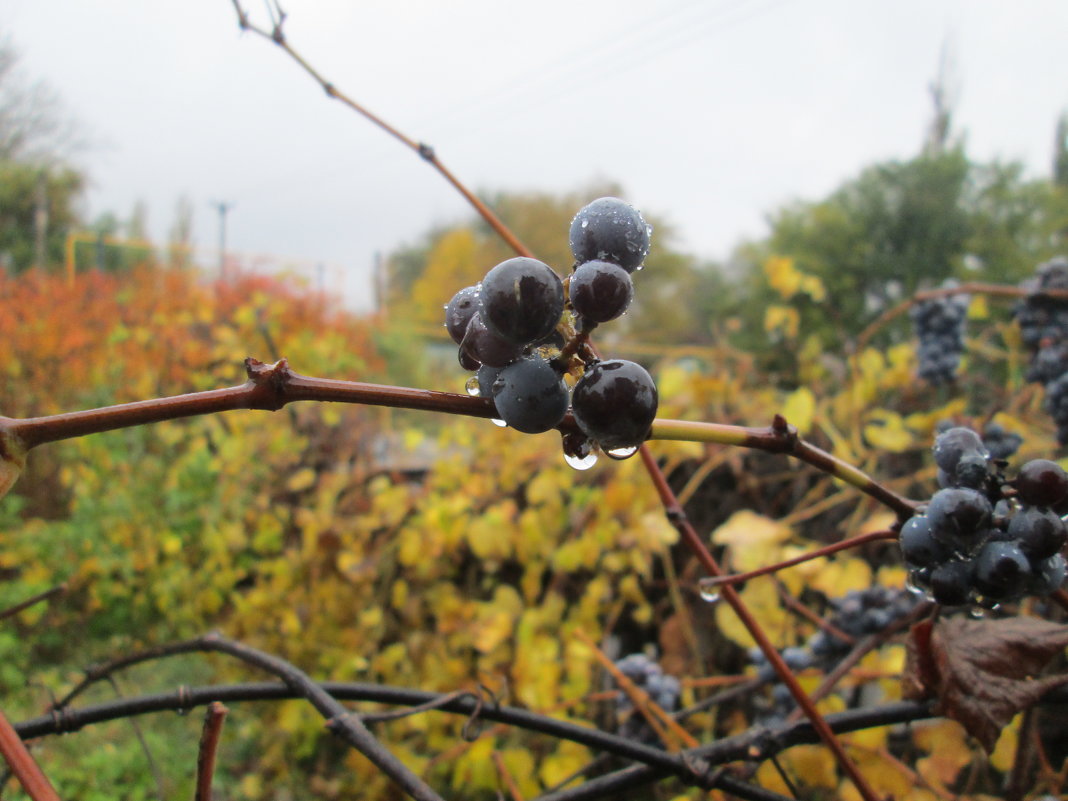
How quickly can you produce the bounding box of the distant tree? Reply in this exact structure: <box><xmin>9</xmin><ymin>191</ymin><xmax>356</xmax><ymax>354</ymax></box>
<box><xmin>168</xmin><ymin>196</ymin><xmax>194</xmax><ymax>269</ymax></box>
<box><xmin>0</xmin><ymin>35</ymin><xmax>84</xmax><ymax>164</ymax></box>
<box><xmin>730</xmin><ymin>145</ymin><xmax>1067</xmax><ymax>364</ymax></box>
<box><xmin>1054</xmin><ymin>112</ymin><xmax>1068</xmax><ymax>189</ymax></box>
<box><xmin>0</xmin><ymin>161</ymin><xmax>83</xmax><ymax>271</ymax></box>
<box><xmin>0</xmin><ymin>35</ymin><xmax>85</xmax><ymax>271</ymax></box>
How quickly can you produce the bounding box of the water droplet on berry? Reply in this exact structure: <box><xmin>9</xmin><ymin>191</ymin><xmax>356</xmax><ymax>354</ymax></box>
<box><xmin>491</xmin><ymin>418</ymin><xmax>507</xmax><ymax>428</ymax></box>
<box><xmin>605</xmin><ymin>445</ymin><xmax>639</xmax><ymax>460</ymax></box>
<box><xmin>697</xmin><ymin>578</ymin><xmax>721</xmax><ymax>604</ymax></box>
<box><xmin>465</xmin><ymin>376</ymin><xmax>480</xmax><ymax>396</ymax></box>
<box><xmin>581</xmin><ymin>219</ymin><xmax>589</xmax><ymax>229</ymax></box>
<box><xmin>969</xmin><ymin>604</ymin><xmax>987</xmax><ymax>619</ymax></box>
<box><xmin>563</xmin><ymin>451</ymin><xmax>598</xmax><ymax>470</ymax></box>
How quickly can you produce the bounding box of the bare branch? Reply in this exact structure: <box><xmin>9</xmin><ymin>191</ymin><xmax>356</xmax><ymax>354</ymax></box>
<box><xmin>194</xmin><ymin>702</ymin><xmax>229</xmax><ymax>801</ymax></box>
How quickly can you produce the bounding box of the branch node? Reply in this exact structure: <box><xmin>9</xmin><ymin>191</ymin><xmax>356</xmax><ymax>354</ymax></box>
<box><xmin>324</xmin><ymin>711</ymin><xmax>355</xmax><ymax>734</ymax></box>
<box><xmin>769</xmin><ymin>414</ymin><xmax>799</xmax><ymax>449</ymax></box>
<box><xmin>664</xmin><ymin>504</ymin><xmax>686</xmax><ymax>524</ymax></box>
<box><xmin>243</xmin><ymin>357</ymin><xmax>291</xmax><ymax>411</ymax></box>
<box><xmin>417</xmin><ymin>143</ymin><xmax>435</xmax><ymax>162</ymax></box>
<box><xmin>48</xmin><ymin>705</ymin><xmax>75</xmax><ymax>735</ymax></box>
<box><xmin>177</xmin><ymin>685</ymin><xmax>194</xmax><ymax>715</ymax></box>
<box><xmin>323</xmin><ymin>82</ymin><xmax>336</xmax><ymax>98</ymax></box>
<box><xmin>680</xmin><ymin>751</ymin><xmax>712</xmax><ymax>786</ymax></box>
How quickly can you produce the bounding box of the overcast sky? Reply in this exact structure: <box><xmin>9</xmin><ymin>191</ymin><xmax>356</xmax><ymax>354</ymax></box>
<box><xmin>3</xmin><ymin>1</ymin><xmax>1067</xmax><ymax>311</ymax></box>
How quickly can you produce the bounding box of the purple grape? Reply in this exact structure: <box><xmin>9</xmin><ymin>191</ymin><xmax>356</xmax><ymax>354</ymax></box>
<box><xmin>491</xmin><ymin>356</ymin><xmax>569</xmax><ymax>434</ymax></box>
<box><xmin>569</xmin><ymin>197</ymin><xmax>651</xmax><ymax>273</ymax></box>
<box><xmin>899</xmin><ymin>515</ymin><xmax>950</xmax><ymax>567</ymax></box>
<box><xmin>445</xmin><ymin>285</ymin><xmax>479</xmax><ymax>345</ymax></box>
<box><xmin>929</xmin><ymin>560</ymin><xmax>972</xmax><ymax>606</ymax></box>
<box><xmin>926</xmin><ymin>487</ymin><xmax>992</xmax><ymax>549</ymax></box>
<box><xmin>1016</xmin><ymin>459</ymin><xmax>1068</xmax><ymax>508</ymax></box>
<box><xmin>933</xmin><ymin>427</ymin><xmax>986</xmax><ymax>473</ymax></box>
<box><xmin>571</xmin><ymin>360</ymin><xmax>658</xmax><ymax>451</ymax></box>
<box><xmin>974</xmin><ymin>540</ymin><xmax>1032</xmax><ymax>599</ymax></box>
<box><xmin>569</xmin><ymin>260</ymin><xmax>634</xmax><ymax>323</ymax></box>
<box><xmin>479</xmin><ymin>258</ymin><xmax>564</xmax><ymax>346</ymax></box>
<box><xmin>1008</xmin><ymin>506</ymin><xmax>1067</xmax><ymax>560</ymax></box>
<box><xmin>460</xmin><ymin>313</ymin><xmax>523</xmax><ymax>368</ymax></box>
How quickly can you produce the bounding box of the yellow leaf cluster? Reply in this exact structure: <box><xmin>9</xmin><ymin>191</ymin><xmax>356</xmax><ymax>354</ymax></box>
<box><xmin>764</xmin><ymin>255</ymin><xmax>826</xmax><ymax>301</ymax></box>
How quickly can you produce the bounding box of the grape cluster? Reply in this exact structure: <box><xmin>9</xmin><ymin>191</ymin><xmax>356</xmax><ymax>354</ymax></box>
<box><xmin>1013</xmin><ymin>257</ymin><xmax>1068</xmax><ymax>443</ymax></box>
<box><xmin>444</xmin><ymin>198</ymin><xmax>658</xmax><ymax>463</ymax></box>
<box><xmin>612</xmin><ymin>652</ymin><xmax>681</xmax><ymax>745</ymax></box>
<box><xmin>899</xmin><ymin>426</ymin><xmax>1068</xmax><ymax>607</ymax></box>
<box><xmin>745</xmin><ymin>587</ymin><xmax>918</xmax><ymax>724</ymax></box>
<box><xmin>910</xmin><ymin>284</ymin><xmax>969</xmax><ymax>384</ymax></box>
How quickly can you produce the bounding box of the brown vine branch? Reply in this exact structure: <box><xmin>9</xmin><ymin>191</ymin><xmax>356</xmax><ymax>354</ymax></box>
<box><xmin>194</xmin><ymin>702</ymin><xmax>228</xmax><ymax>801</ymax></box>
<box><xmin>0</xmin><ymin>706</ymin><xmax>60</xmax><ymax>801</ymax></box>
<box><xmin>1</xmin><ymin>360</ymin><xmax>918</xmax><ymax>520</ymax></box>
<box><xmin>700</xmin><ymin>529</ymin><xmax>899</xmax><ymax>590</ymax></box>
<box><xmin>227</xmin><ymin>0</ymin><xmax>532</xmax><ymax>259</ymax></box>
<box><xmin>492</xmin><ymin>750</ymin><xmax>526</xmax><ymax>801</ymax></box>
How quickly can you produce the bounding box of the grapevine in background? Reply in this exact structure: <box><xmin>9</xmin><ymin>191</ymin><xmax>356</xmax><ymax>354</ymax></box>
<box><xmin>4</xmin><ymin>1</ymin><xmax>1068</xmax><ymax>799</ymax></box>
<box><xmin>1015</xmin><ymin>257</ymin><xmax>1068</xmax><ymax>442</ymax></box>
<box><xmin>910</xmin><ymin>281</ymin><xmax>969</xmax><ymax>384</ymax></box>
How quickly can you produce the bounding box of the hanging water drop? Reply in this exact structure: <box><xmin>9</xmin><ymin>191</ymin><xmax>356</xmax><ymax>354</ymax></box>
<box><xmin>491</xmin><ymin>418</ymin><xmax>507</xmax><ymax>428</ymax></box>
<box><xmin>605</xmin><ymin>444</ymin><xmax>638</xmax><ymax>460</ymax></box>
<box><xmin>697</xmin><ymin>578</ymin><xmax>721</xmax><ymax>604</ymax></box>
<box><xmin>465</xmin><ymin>376</ymin><xmax>481</xmax><ymax>396</ymax></box>
<box><xmin>564</xmin><ymin>450</ymin><xmax>598</xmax><ymax>471</ymax></box>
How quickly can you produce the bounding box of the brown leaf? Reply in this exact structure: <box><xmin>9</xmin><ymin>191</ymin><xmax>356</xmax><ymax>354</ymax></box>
<box><xmin>903</xmin><ymin>617</ymin><xmax>1068</xmax><ymax>751</ymax></box>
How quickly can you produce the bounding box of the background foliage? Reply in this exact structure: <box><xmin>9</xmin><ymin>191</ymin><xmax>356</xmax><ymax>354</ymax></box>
<box><xmin>3</xmin><ymin>95</ymin><xmax>1068</xmax><ymax>798</ymax></box>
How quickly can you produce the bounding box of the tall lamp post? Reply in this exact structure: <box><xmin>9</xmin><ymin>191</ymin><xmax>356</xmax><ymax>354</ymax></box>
<box><xmin>210</xmin><ymin>201</ymin><xmax>235</xmax><ymax>280</ymax></box>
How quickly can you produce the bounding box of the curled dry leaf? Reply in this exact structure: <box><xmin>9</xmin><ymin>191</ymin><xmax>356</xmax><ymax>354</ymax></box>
<box><xmin>903</xmin><ymin>617</ymin><xmax>1068</xmax><ymax>751</ymax></box>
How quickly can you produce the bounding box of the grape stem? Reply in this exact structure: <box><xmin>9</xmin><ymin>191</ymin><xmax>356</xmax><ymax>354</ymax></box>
<box><xmin>698</xmin><ymin>529</ymin><xmax>899</xmax><ymax>590</ymax></box>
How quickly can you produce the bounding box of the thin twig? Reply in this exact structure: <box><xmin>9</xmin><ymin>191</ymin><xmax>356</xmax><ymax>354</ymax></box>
<box><xmin>0</xmin><ymin>584</ymin><xmax>66</xmax><ymax>623</ymax></box>
<box><xmin>701</xmin><ymin>529</ymin><xmax>899</xmax><ymax>590</ymax></box>
<box><xmin>492</xmin><ymin>750</ymin><xmax>526</xmax><ymax>801</ymax></box>
<box><xmin>227</xmin><ymin>0</ymin><xmax>532</xmax><ymax>258</ymax></box>
<box><xmin>104</xmin><ymin>676</ymin><xmax>164</xmax><ymax>801</ymax></box>
<box><xmin>194</xmin><ymin>702</ymin><xmax>229</xmax><ymax>801</ymax></box>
